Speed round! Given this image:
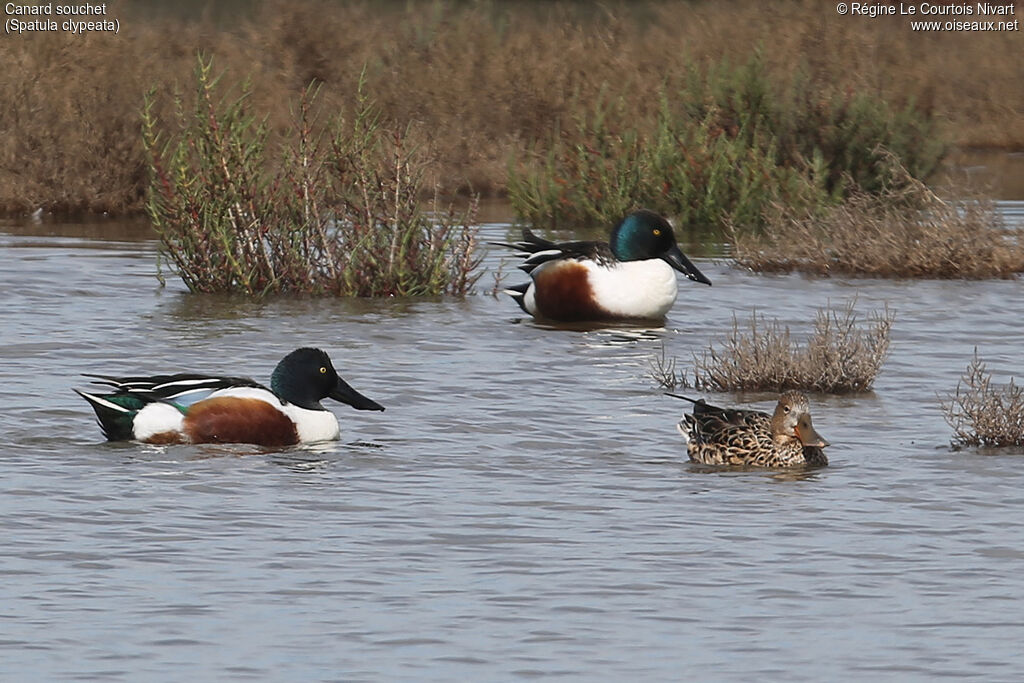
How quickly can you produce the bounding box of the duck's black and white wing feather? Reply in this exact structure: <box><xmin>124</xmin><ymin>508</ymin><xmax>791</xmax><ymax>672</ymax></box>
<box><xmin>83</xmin><ymin>373</ymin><xmax>267</xmax><ymax>407</ymax></box>
<box><xmin>494</xmin><ymin>228</ymin><xmax>615</xmax><ymax>274</ymax></box>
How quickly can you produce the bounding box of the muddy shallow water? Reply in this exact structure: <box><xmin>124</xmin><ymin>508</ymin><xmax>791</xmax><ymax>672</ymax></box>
<box><xmin>1</xmin><ymin>210</ymin><xmax>1023</xmax><ymax>681</ymax></box>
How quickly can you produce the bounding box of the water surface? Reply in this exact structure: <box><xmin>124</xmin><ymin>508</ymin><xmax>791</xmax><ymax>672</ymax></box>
<box><xmin>1</xmin><ymin>212</ymin><xmax>1023</xmax><ymax>681</ymax></box>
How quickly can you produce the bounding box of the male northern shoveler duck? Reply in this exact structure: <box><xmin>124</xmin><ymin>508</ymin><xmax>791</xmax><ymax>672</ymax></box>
<box><xmin>669</xmin><ymin>391</ymin><xmax>829</xmax><ymax>468</ymax></box>
<box><xmin>75</xmin><ymin>347</ymin><xmax>384</xmax><ymax>447</ymax></box>
<box><xmin>497</xmin><ymin>209</ymin><xmax>711</xmax><ymax>322</ymax></box>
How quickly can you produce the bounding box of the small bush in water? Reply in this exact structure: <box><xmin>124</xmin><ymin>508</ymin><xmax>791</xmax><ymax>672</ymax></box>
<box><xmin>941</xmin><ymin>352</ymin><xmax>1024</xmax><ymax>449</ymax></box>
<box><xmin>142</xmin><ymin>57</ymin><xmax>480</xmax><ymax>297</ymax></box>
<box><xmin>688</xmin><ymin>300</ymin><xmax>893</xmax><ymax>394</ymax></box>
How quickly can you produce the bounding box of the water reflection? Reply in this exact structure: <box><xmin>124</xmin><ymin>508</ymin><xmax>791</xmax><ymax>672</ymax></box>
<box><xmin>685</xmin><ymin>461</ymin><xmax>828</xmax><ymax>481</ymax></box>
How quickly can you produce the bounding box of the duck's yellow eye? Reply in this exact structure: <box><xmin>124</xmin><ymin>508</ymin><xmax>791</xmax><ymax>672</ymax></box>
<box><xmin>652</xmin><ymin>229</ymin><xmax>661</xmax><ymax>236</ymax></box>
<box><xmin>319</xmin><ymin>366</ymin><xmax>327</xmax><ymax>374</ymax></box>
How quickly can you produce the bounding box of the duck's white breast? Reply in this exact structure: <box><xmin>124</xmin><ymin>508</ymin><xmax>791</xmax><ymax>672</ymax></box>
<box><xmin>280</xmin><ymin>403</ymin><xmax>341</xmax><ymax>443</ymax></box>
<box><xmin>586</xmin><ymin>258</ymin><xmax>679</xmax><ymax>319</ymax></box>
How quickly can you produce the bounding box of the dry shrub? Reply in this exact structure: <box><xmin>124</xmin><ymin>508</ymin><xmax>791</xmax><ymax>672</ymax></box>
<box><xmin>733</xmin><ymin>155</ymin><xmax>1024</xmax><ymax>279</ymax></box>
<box><xmin>941</xmin><ymin>352</ymin><xmax>1024</xmax><ymax>449</ymax></box>
<box><xmin>648</xmin><ymin>343</ymin><xmax>691</xmax><ymax>391</ymax></box>
<box><xmin>692</xmin><ymin>300</ymin><xmax>893</xmax><ymax>393</ymax></box>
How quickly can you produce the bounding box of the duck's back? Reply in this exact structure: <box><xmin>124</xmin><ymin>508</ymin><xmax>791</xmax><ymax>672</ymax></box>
<box><xmin>685</xmin><ymin>406</ymin><xmax>777</xmax><ymax>466</ymax></box>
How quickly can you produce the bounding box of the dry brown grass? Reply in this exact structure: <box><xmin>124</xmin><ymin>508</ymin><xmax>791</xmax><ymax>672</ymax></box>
<box><xmin>732</xmin><ymin>156</ymin><xmax>1024</xmax><ymax>279</ymax></box>
<box><xmin>687</xmin><ymin>300</ymin><xmax>894</xmax><ymax>393</ymax></box>
<box><xmin>941</xmin><ymin>352</ymin><xmax>1024</xmax><ymax>449</ymax></box>
<box><xmin>1</xmin><ymin>0</ymin><xmax>1021</xmax><ymax>215</ymax></box>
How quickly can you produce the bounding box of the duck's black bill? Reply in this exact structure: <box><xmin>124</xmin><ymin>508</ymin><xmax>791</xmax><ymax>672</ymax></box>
<box><xmin>663</xmin><ymin>244</ymin><xmax>712</xmax><ymax>286</ymax></box>
<box><xmin>330</xmin><ymin>378</ymin><xmax>385</xmax><ymax>411</ymax></box>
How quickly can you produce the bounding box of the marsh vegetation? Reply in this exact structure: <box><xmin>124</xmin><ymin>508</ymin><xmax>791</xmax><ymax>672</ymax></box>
<box><xmin>651</xmin><ymin>300</ymin><xmax>894</xmax><ymax>394</ymax></box>
<box><xmin>3</xmin><ymin>1</ymin><xmax>1020</xmax><ymax>292</ymax></box>
<box><xmin>941</xmin><ymin>352</ymin><xmax>1024</xmax><ymax>449</ymax></box>
<box><xmin>731</xmin><ymin>158</ymin><xmax>1024</xmax><ymax>279</ymax></box>
<box><xmin>143</xmin><ymin>59</ymin><xmax>479</xmax><ymax>296</ymax></box>
<box><xmin>1</xmin><ymin>1</ymin><xmax>1020</xmax><ymax>216</ymax></box>
<box><xmin>508</xmin><ymin>55</ymin><xmax>943</xmax><ymax>231</ymax></box>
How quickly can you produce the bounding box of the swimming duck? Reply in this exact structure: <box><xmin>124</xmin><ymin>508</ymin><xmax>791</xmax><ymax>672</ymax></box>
<box><xmin>498</xmin><ymin>209</ymin><xmax>711</xmax><ymax>321</ymax></box>
<box><xmin>670</xmin><ymin>391</ymin><xmax>829</xmax><ymax>467</ymax></box>
<box><xmin>75</xmin><ymin>347</ymin><xmax>384</xmax><ymax>447</ymax></box>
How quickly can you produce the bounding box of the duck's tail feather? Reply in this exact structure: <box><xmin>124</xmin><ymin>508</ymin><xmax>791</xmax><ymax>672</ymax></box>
<box><xmin>74</xmin><ymin>388</ymin><xmax>143</xmax><ymax>441</ymax></box>
<box><xmin>502</xmin><ymin>282</ymin><xmax>531</xmax><ymax>314</ymax></box>
<box><xmin>676</xmin><ymin>414</ymin><xmax>693</xmax><ymax>443</ymax></box>
<box><xmin>664</xmin><ymin>393</ymin><xmax>725</xmax><ymax>416</ymax></box>
<box><xmin>665</xmin><ymin>392</ymin><xmax>705</xmax><ymax>405</ymax></box>
<box><xmin>490</xmin><ymin>228</ymin><xmax>570</xmax><ymax>275</ymax></box>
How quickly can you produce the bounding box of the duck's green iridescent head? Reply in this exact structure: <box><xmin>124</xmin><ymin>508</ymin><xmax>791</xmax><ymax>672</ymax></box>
<box><xmin>271</xmin><ymin>347</ymin><xmax>384</xmax><ymax>412</ymax></box>
<box><xmin>610</xmin><ymin>210</ymin><xmax>712</xmax><ymax>285</ymax></box>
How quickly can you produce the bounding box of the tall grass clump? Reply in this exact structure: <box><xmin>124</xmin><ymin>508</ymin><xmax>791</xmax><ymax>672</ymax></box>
<box><xmin>687</xmin><ymin>300</ymin><xmax>893</xmax><ymax>393</ymax></box>
<box><xmin>508</xmin><ymin>53</ymin><xmax>944</xmax><ymax>231</ymax></box>
<box><xmin>941</xmin><ymin>352</ymin><xmax>1024</xmax><ymax>449</ymax></box>
<box><xmin>732</xmin><ymin>154</ymin><xmax>1024</xmax><ymax>279</ymax></box>
<box><xmin>143</xmin><ymin>57</ymin><xmax>480</xmax><ymax>297</ymax></box>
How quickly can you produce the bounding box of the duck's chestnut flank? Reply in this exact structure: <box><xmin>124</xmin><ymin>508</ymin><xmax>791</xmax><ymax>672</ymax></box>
<box><xmin>183</xmin><ymin>397</ymin><xmax>300</xmax><ymax>447</ymax></box>
<box><xmin>531</xmin><ymin>261</ymin><xmax>609</xmax><ymax>321</ymax></box>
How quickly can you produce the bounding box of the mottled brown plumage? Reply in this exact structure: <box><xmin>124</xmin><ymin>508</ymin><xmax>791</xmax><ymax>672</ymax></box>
<box><xmin>672</xmin><ymin>391</ymin><xmax>829</xmax><ymax>468</ymax></box>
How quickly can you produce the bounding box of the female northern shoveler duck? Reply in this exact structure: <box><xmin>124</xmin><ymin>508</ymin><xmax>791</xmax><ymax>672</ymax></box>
<box><xmin>498</xmin><ymin>209</ymin><xmax>711</xmax><ymax>322</ymax></box>
<box><xmin>669</xmin><ymin>391</ymin><xmax>829</xmax><ymax>468</ymax></box>
<box><xmin>75</xmin><ymin>347</ymin><xmax>384</xmax><ymax>447</ymax></box>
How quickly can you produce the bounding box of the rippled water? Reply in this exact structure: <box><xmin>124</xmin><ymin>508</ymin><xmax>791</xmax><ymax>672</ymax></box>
<box><xmin>2</xmin><ymin>211</ymin><xmax>1023</xmax><ymax>681</ymax></box>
